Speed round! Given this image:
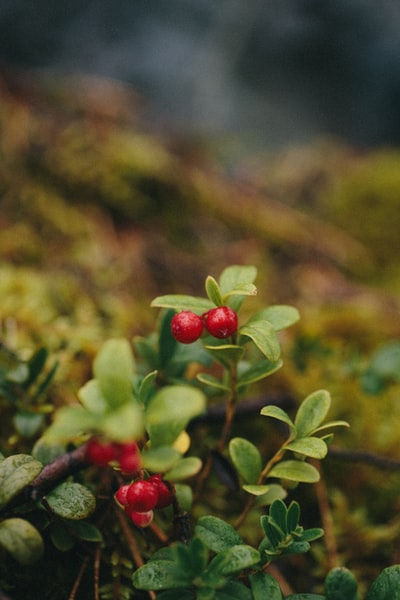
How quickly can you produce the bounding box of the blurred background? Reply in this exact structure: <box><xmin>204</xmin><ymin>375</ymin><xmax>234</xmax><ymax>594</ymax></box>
<box><xmin>1</xmin><ymin>0</ymin><xmax>400</xmax><ymax>150</ymax></box>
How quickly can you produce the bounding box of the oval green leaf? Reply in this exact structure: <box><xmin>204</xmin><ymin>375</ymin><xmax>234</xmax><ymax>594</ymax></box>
<box><xmin>229</xmin><ymin>437</ymin><xmax>262</xmax><ymax>484</ymax></box>
<box><xmin>286</xmin><ymin>437</ymin><xmax>328</xmax><ymax>459</ymax></box>
<box><xmin>151</xmin><ymin>294</ymin><xmax>214</xmax><ymax>312</ymax></box>
<box><xmin>205</xmin><ymin>275</ymin><xmax>223</xmax><ymax>306</ymax></box>
<box><xmin>45</xmin><ymin>482</ymin><xmax>96</xmax><ymax>519</ymax></box>
<box><xmin>295</xmin><ymin>390</ymin><xmax>331</xmax><ymax>437</ymax></box>
<box><xmin>133</xmin><ymin>560</ymin><xmax>190</xmax><ymax>591</ymax></box>
<box><xmin>0</xmin><ymin>454</ymin><xmax>43</xmax><ymax>509</ymax></box>
<box><xmin>142</xmin><ymin>446</ymin><xmax>181</xmax><ymax>472</ymax></box>
<box><xmin>237</xmin><ymin>359</ymin><xmax>283</xmax><ymax>390</ymax></box>
<box><xmin>366</xmin><ymin>565</ymin><xmax>400</xmax><ymax>600</ymax></box>
<box><xmin>268</xmin><ymin>460</ymin><xmax>320</xmax><ymax>483</ymax></box>
<box><xmin>250</xmin><ymin>571</ymin><xmax>283</xmax><ymax>600</ymax></box>
<box><xmin>195</xmin><ymin>515</ymin><xmax>244</xmax><ymax>552</ymax></box>
<box><xmin>219</xmin><ymin>265</ymin><xmax>257</xmax><ymax>295</ymax></box>
<box><xmin>165</xmin><ymin>457</ymin><xmax>202</xmax><ymax>481</ymax></box>
<box><xmin>260</xmin><ymin>405</ymin><xmax>295</xmax><ymax>431</ymax></box>
<box><xmin>249</xmin><ymin>305</ymin><xmax>300</xmax><ymax>331</ymax></box>
<box><xmin>0</xmin><ymin>518</ymin><xmax>44</xmax><ymax>565</ymax></box>
<box><xmin>239</xmin><ymin>320</ymin><xmax>281</xmax><ymax>361</ymax></box>
<box><xmin>93</xmin><ymin>338</ymin><xmax>135</xmax><ymax>409</ymax></box>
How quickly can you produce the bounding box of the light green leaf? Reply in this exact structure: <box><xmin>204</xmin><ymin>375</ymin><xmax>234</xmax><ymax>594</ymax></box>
<box><xmin>312</xmin><ymin>420</ymin><xmax>350</xmax><ymax>435</ymax></box>
<box><xmin>237</xmin><ymin>359</ymin><xmax>283</xmax><ymax>389</ymax></box>
<box><xmin>195</xmin><ymin>516</ymin><xmax>244</xmax><ymax>552</ymax></box>
<box><xmin>260</xmin><ymin>405</ymin><xmax>295</xmax><ymax>431</ymax></box>
<box><xmin>205</xmin><ymin>275</ymin><xmax>223</xmax><ymax>306</ymax></box>
<box><xmin>146</xmin><ymin>385</ymin><xmax>206</xmax><ymax>447</ymax></box>
<box><xmin>165</xmin><ymin>457</ymin><xmax>202</xmax><ymax>481</ymax></box>
<box><xmin>0</xmin><ymin>518</ymin><xmax>44</xmax><ymax>565</ymax></box>
<box><xmin>93</xmin><ymin>338</ymin><xmax>135</xmax><ymax>409</ymax></box>
<box><xmin>151</xmin><ymin>294</ymin><xmax>214</xmax><ymax>312</ymax></box>
<box><xmin>286</xmin><ymin>437</ymin><xmax>328</xmax><ymax>459</ymax></box>
<box><xmin>229</xmin><ymin>437</ymin><xmax>262</xmax><ymax>484</ymax></box>
<box><xmin>43</xmin><ymin>406</ymin><xmax>101</xmax><ymax>443</ymax></box>
<box><xmin>102</xmin><ymin>402</ymin><xmax>144</xmax><ymax>442</ymax></box>
<box><xmin>268</xmin><ymin>460</ymin><xmax>320</xmax><ymax>483</ymax></box>
<box><xmin>174</xmin><ymin>483</ymin><xmax>193</xmax><ymax>512</ymax></box>
<box><xmin>45</xmin><ymin>482</ymin><xmax>96</xmax><ymax>520</ymax></box>
<box><xmin>78</xmin><ymin>379</ymin><xmax>108</xmax><ymax>415</ymax></box>
<box><xmin>295</xmin><ymin>390</ymin><xmax>331</xmax><ymax>437</ymax></box>
<box><xmin>13</xmin><ymin>412</ymin><xmax>45</xmax><ymax>438</ymax></box>
<box><xmin>141</xmin><ymin>446</ymin><xmax>181</xmax><ymax>472</ymax></box>
<box><xmin>219</xmin><ymin>265</ymin><xmax>257</xmax><ymax>295</ymax></box>
<box><xmin>239</xmin><ymin>320</ymin><xmax>281</xmax><ymax>361</ymax></box>
<box><xmin>242</xmin><ymin>484</ymin><xmax>272</xmax><ymax>496</ymax></box>
<box><xmin>222</xmin><ymin>282</ymin><xmax>257</xmax><ymax>301</ymax></box>
<box><xmin>0</xmin><ymin>454</ymin><xmax>43</xmax><ymax>510</ymax></box>
<box><xmin>253</xmin><ymin>484</ymin><xmax>287</xmax><ymax>506</ymax></box>
<box><xmin>249</xmin><ymin>305</ymin><xmax>300</xmax><ymax>331</ymax></box>
<box><xmin>138</xmin><ymin>370</ymin><xmax>158</xmax><ymax>405</ymax></box>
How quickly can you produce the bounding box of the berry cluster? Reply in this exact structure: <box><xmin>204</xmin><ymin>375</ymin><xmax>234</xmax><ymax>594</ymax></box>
<box><xmin>115</xmin><ymin>474</ymin><xmax>172</xmax><ymax>528</ymax></box>
<box><xmin>170</xmin><ymin>306</ymin><xmax>238</xmax><ymax>344</ymax></box>
<box><xmin>85</xmin><ymin>438</ymin><xmax>142</xmax><ymax>475</ymax></box>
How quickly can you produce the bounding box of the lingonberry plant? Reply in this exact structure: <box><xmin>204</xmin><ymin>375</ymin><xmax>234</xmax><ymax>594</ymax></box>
<box><xmin>1</xmin><ymin>265</ymin><xmax>400</xmax><ymax>599</ymax></box>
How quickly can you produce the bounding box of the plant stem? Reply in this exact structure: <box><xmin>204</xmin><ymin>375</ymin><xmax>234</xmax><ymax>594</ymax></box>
<box><xmin>216</xmin><ymin>360</ymin><xmax>238</xmax><ymax>452</ymax></box>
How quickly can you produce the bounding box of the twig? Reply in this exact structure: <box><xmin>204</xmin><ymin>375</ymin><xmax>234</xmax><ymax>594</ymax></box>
<box><xmin>68</xmin><ymin>555</ymin><xmax>90</xmax><ymax>600</ymax></box>
<box><xmin>311</xmin><ymin>460</ymin><xmax>338</xmax><ymax>570</ymax></box>
<box><xmin>328</xmin><ymin>446</ymin><xmax>400</xmax><ymax>471</ymax></box>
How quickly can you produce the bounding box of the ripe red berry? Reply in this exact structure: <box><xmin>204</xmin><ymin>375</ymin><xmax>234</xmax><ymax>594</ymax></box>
<box><xmin>126</xmin><ymin>507</ymin><xmax>154</xmax><ymax>528</ymax></box>
<box><xmin>118</xmin><ymin>442</ymin><xmax>142</xmax><ymax>475</ymax></box>
<box><xmin>203</xmin><ymin>306</ymin><xmax>238</xmax><ymax>339</ymax></box>
<box><xmin>126</xmin><ymin>479</ymin><xmax>159</xmax><ymax>512</ymax></box>
<box><xmin>115</xmin><ymin>484</ymin><xmax>130</xmax><ymax>507</ymax></box>
<box><xmin>147</xmin><ymin>474</ymin><xmax>172</xmax><ymax>509</ymax></box>
<box><xmin>170</xmin><ymin>311</ymin><xmax>204</xmax><ymax>344</ymax></box>
<box><xmin>85</xmin><ymin>438</ymin><xmax>120</xmax><ymax>466</ymax></box>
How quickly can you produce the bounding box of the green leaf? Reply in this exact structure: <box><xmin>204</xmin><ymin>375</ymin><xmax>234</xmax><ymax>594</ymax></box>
<box><xmin>195</xmin><ymin>516</ymin><xmax>244</xmax><ymax>553</ymax></box>
<box><xmin>253</xmin><ymin>484</ymin><xmax>287</xmax><ymax>506</ymax></box>
<box><xmin>269</xmin><ymin>499</ymin><xmax>289</xmax><ymax>533</ymax></box>
<box><xmin>102</xmin><ymin>401</ymin><xmax>144</xmax><ymax>442</ymax></box>
<box><xmin>188</xmin><ymin>537</ymin><xmax>209</xmax><ymax>575</ymax></box>
<box><xmin>249</xmin><ymin>305</ymin><xmax>300</xmax><ymax>331</ymax></box>
<box><xmin>229</xmin><ymin>437</ymin><xmax>262</xmax><ymax>484</ymax></box>
<box><xmin>205</xmin><ymin>275</ymin><xmax>223</xmax><ymax>306</ymax></box>
<box><xmin>286</xmin><ymin>596</ymin><xmax>325</xmax><ymax>599</ymax></box>
<box><xmin>133</xmin><ymin>560</ymin><xmax>191</xmax><ymax>590</ymax></box>
<box><xmin>222</xmin><ymin>282</ymin><xmax>257</xmax><ymax>300</ymax></box>
<box><xmin>249</xmin><ymin>571</ymin><xmax>283</xmax><ymax>600</ymax></box>
<box><xmin>204</xmin><ymin>344</ymin><xmax>244</xmax><ymax>367</ymax></box>
<box><xmin>218</xmin><ymin>580</ymin><xmax>253</xmax><ymax>600</ymax></box>
<box><xmin>174</xmin><ymin>483</ymin><xmax>193</xmax><ymax>512</ymax></box>
<box><xmin>146</xmin><ymin>385</ymin><xmax>206</xmax><ymax>447</ymax></box>
<box><xmin>45</xmin><ymin>482</ymin><xmax>96</xmax><ymax>519</ymax></box>
<box><xmin>243</xmin><ymin>484</ymin><xmax>274</xmax><ymax>496</ymax></box>
<box><xmin>311</xmin><ymin>420</ymin><xmax>350</xmax><ymax>435</ymax></box>
<box><xmin>43</xmin><ymin>405</ymin><xmax>101</xmax><ymax>443</ymax></box>
<box><xmin>158</xmin><ymin>309</ymin><xmax>178</xmax><ymax>368</ymax></box>
<box><xmin>196</xmin><ymin>373</ymin><xmax>231</xmax><ymax>393</ymax></box>
<box><xmin>239</xmin><ymin>320</ymin><xmax>281</xmax><ymax>361</ymax></box>
<box><xmin>0</xmin><ymin>518</ymin><xmax>44</xmax><ymax>565</ymax></box>
<box><xmin>237</xmin><ymin>359</ymin><xmax>283</xmax><ymax>390</ymax></box>
<box><xmin>13</xmin><ymin>411</ymin><xmax>45</xmax><ymax>438</ymax></box>
<box><xmin>260</xmin><ymin>405</ymin><xmax>296</xmax><ymax>432</ymax></box>
<box><xmin>0</xmin><ymin>454</ymin><xmax>43</xmax><ymax>509</ymax></box>
<box><xmin>208</xmin><ymin>545</ymin><xmax>260</xmax><ymax>576</ymax></box>
<box><xmin>151</xmin><ymin>294</ymin><xmax>214</xmax><ymax>313</ymax></box>
<box><xmin>268</xmin><ymin>460</ymin><xmax>320</xmax><ymax>483</ymax></box>
<box><xmin>49</xmin><ymin>521</ymin><xmax>75</xmax><ymax>552</ymax></box>
<box><xmin>366</xmin><ymin>565</ymin><xmax>400</xmax><ymax>600</ymax></box>
<box><xmin>138</xmin><ymin>370</ymin><xmax>158</xmax><ymax>406</ymax></box>
<box><xmin>219</xmin><ymin>265</ymin><xmax>257</xmax><ymax>295</ymax></box>
<box><xmin>78</xmin><ymin>379</ymin><xmax>108</xmax><ymax>415</ymax></box>
<box><xmin>286</xmin><ymin>437</ymin><xmax>328</xmax><ymax>459</ymax></box>
<box><xmin>324</xmin><ymin>567</ymin><xmax>358</xmax><ymax>600</ymax></box>
<box><xmin>286</xmin><ymin>501</ymin><xmax>300</xmax><ymax>533</ymax></box>
<box><xmin>141</xmin><ymin>446</ymin><xmax>181</xmax><ymax>472</ymax></box>
<box><xmin>299</xmin><ymin>528</ymin><xmax>324</xmax><ymax>542</ymax></box>
<box><xmin>281</xmin><ymin>541</ymin><xmax>311</xmax><ymax>555</ymax></box>
<box><xmin>294</xmin><ymin>390</ymin><xmax>331</xmax><ymax>437</ymax></box>
<box><xmin>67</xmin><ymin>520</ymin><xmax>103</xmax><ymax>542</ymax></box>
<box><xmin>93</xmin><ymin>338</ymin><xmax>135</xmax><ymax>409</ymax></box>
<box><xmin>165</xmin><ymin>457</ymin><xmax>202</xmax><ymax>481</ymax></box>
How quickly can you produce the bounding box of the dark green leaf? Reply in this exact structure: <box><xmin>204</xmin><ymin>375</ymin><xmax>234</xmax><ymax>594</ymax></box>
<box><xmin>195</xmin><ymin>516</ymin><xmax>243</xmax><ymax>553</ymax></box>
<box><xmin>217</xmin><ymin>580</ymin><xmax>253</xmax><ymax>600</ymax></box>
<box><xmin>299</xmin><ymin>528</ymin><xmax>324</xmax><ymax>542</ymax></box>
<box><xmin>133</xmin><ymin>560</ymin><xmax>191</xmax><ymax>590</ymax></box>
<box><xmin>366</xmin><ymin>565</ymin><xmax>400</xmax><ymax>600</ymax></box>
<box><xmin>237</xmin><ymin>359</ymin><xmax>283</xmax><ymax>390</ymax></box>
<box><xmin>45</xmin><ymin>482</ymin><xmax>96</xmax><ymax>519</ymax></box>
<box><xmin>269</xmin><ymin>499</ymin><xmax>288</xmax><ymax>533</ymax></box>
<box><xmin>286</xmin><ymin>501</ymin><xmax>300</xmax><ymax>533</ymax></box>
<box><xmin>249</xmin><ymin>571</ymin><xmax>283</xmax><ymax>600</ymax></box>
<box><xmin>208</xmin><ymin>545</ymin><xmax>260</xmax><ymax>576</ymax></box>
<box><xmin>49</xmin><ymin>522</ymin><xmax>75</xmax><ymax>552</ymax></box>
<box><xmin>324</xmin><ymin>567</ymin><xmax>358</xmax><ymax>600</ymax></box>
<box><xmin>24</xmin><ymin>347</ymin><xmax>48</xmax><ymax>388</ymax></box>
<box><xmin>67</xmin><ymin>520</ymin><xmax>103</xmax><ymax>542</ymax></box>
<box><xmin>159</xmin><ymin>309</ymin><xmax>178</xmax><ymax>368</ymax></box>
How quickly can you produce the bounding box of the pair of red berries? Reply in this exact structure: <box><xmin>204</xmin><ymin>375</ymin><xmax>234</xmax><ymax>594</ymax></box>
<box><xmin>85</xmin><ymin>438</ymin><xmax>142</xmax><ymax>475</ymax></box>
<box><xmin>170</xmin><ymin>306</ymin><xmax>238</xmax><ymax>344</ymax></box>
<box><xmin>115</xmin><ymin>474</ymin><xmax>172</xmax><ymax>528</ymax></box>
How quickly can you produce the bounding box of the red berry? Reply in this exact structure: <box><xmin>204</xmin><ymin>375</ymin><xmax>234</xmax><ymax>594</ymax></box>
<box><xmin>147</xmin><ymin>474</ymin><xmax>172</xmax><ymax>509</ymax></box>
<box><xmin>126</xmin><ymin>508</ymin><xmax>154</xmax><ymax>528</ymax></box>
<box><xmin>115</xmin><ymin>484</ymin><xmax>130</xmax><ymax>507</ymax></box>
<box><xmin>85</xmin><ymin>438</ymin><xmax>120</xmax><ymax>466</ymax></box>
<box><xmin>126</xmin><ymin>480</ymin><xmax>159</xmax><ymax>512</ymax></box>
<box><xmin>170</xmin><ymin>311</ymin><xmax>204</xmax><ymax>344</ymax></box>
<box><xmin>118</xmin><ymin>442</ymin><xmax>142</xmax><ymax>475</ymax></box>
<box><xmin>203</xmin><ymin>306</ymin><xmax>238</xmax><ymax>339</ymax></box>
